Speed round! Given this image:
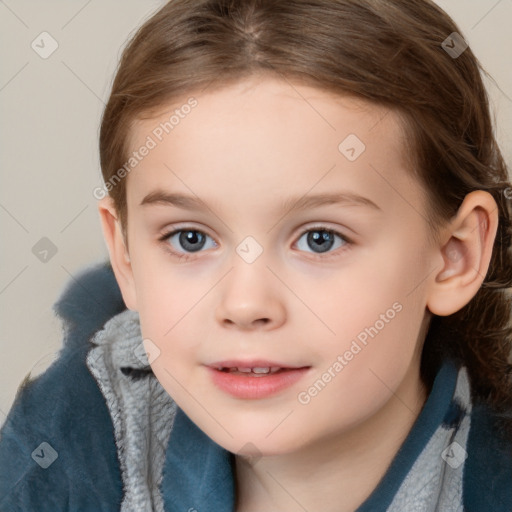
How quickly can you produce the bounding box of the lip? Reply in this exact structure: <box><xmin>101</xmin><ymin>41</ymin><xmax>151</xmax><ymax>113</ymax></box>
<box><xmin>207</xmin><ymin>360</ymin><xmax>311</xmax><ymax>399</ymax></box>
<box><xmin>209</xmin><ymin>359</ymin><xmax>303</xmax><ymax>370</ymax></box>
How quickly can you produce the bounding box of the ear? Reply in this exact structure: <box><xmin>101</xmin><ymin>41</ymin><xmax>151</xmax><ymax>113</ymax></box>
<box><xmin>97</xmin><ymin>196</ymin><xmax>138</xmax><ymax>311</ymax></box>
<box><xmin>426</xmin><ymin>190</ymin><xmax>499</xmax><ymax>316</ymax></box>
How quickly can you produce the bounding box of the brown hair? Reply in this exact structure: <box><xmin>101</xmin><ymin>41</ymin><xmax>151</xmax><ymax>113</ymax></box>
<box><xmin>99</xmin><ymin>0</ymin><xmax>512</xmax><ymax>439</ymax></box>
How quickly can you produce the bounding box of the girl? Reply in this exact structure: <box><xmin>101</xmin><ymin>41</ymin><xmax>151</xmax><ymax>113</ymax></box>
<box><xmin>1</xmin><ymin>1</ymin><xmax>511</xmax><ymax>510</ymax></box>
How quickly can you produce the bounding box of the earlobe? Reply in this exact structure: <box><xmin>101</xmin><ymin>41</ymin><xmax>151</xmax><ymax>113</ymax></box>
<box><xmin>97</xmin><ymin>197</ymin><xmax>138</xmax><ymax>311</ymax></box>
<box><xmin>427</xmin><ymin>191</ymin><xmax>498</xmax><ymax>317</ymax></box>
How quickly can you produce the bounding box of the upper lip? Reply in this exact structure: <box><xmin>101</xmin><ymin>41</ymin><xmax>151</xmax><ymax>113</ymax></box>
<box><xmin>207</xmin><ymin>359</ymin><xmax>309</xmax><ymax>369</ymax></box>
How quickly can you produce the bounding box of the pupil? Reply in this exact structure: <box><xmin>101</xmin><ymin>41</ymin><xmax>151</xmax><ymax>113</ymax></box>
<box><xmin>308</xmin><ymin>230</ymin><xmax>334</xmax><ymax>253</ymax></box>
<box><xmin>180</xmin><ymin>231</ymin><xmax>205</xmax><ymax>252</ymax></box>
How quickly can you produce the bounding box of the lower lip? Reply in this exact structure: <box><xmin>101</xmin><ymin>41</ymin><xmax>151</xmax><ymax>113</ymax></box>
<box><xmin>207</xmin><ymin>367</ymin><xmax>310</xmax><ymax>399</ymax></box>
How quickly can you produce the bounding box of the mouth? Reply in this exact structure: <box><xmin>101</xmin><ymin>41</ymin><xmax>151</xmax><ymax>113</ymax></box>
<box><xmin>207</xmin><ymin>360</ymin><xmax>311</xmax><ymax>399</ymax></box>
<box><xmin>215</xmin><ymin>366</ymin><xmax>297</xmax><ymax>376</ymax></box>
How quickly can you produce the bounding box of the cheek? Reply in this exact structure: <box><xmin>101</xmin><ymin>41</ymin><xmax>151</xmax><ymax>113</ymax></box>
<box><xmin>293</xmin><ymin>303</ymin><xmax>424</xmax><ymax>445</ymax></box>
<box><xmin>135</xmin><ymin>279</ymin><xmax>205</xmax><ymax>409</ymax></box>
<box><xmin>306</xmin><ymin>240</ymin><xmax>428</xmax><ymax>406</ymax></box>
<box><xmin>132</xmin><ymin>270</ymin><xmax>201</xmax><ymax>385</ymax></box>
<box><xmin>132</xmin><ymin>247</ymin><xmax>202</xmax><ymax>335</ymax></box>
<box><xmin>317</xmin><ymin>239</ymin><xmax>426</xmax><ymax>344</ymax></box>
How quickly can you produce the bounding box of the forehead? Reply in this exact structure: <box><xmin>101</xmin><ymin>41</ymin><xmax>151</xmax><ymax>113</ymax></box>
<box><xmin>125</xmin><ymin>76</ymin><xmax>426</xmax><ymax>222</ymax></box>
<box><xmin>129</xmin><ymin>76</ymin><xmax>404</xmax><ymax>150</ymax></box>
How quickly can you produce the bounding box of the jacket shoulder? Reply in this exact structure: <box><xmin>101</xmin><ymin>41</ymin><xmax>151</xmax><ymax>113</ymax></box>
<box><xmin>0</xmin><ymin>261</ymin><xmax>126</xmax><ymax>511</ymax></box>
<box><xmin>53</xmin><ymin>261</ymin><xmax>126</xmax><ymax>350</ymax></box>
<box><xmin>463</xmin><ymin>400</ymin><xmax>512</xmax><ymax>511</ymax></box>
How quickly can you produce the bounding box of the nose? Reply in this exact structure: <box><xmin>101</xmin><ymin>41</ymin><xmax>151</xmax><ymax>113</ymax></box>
<box><xmin>215</xmin><ymin>259</ymin><xmax>286</xmax><ymax>331</ymax></box>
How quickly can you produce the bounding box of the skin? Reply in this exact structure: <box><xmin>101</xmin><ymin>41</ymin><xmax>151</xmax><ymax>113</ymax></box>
<box><xmin>98</xmin><ymin>75</ymin><xmax>498</xmax><ymax>512</ymax></box>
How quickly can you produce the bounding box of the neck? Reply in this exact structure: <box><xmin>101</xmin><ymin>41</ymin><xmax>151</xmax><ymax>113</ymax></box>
<box><xmin>234</xmin><ymin>360</ymin><xmax>428</xmax><ymax>512</ymax></box>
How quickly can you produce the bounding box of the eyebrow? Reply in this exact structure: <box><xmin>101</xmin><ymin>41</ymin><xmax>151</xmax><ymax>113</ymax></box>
<box><xmin>140</xmin><ymin>190</ymin><xmax>382</xmax><ymax>214</ymax></box>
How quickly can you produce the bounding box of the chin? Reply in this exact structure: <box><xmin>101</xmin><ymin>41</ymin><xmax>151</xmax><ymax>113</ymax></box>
<box><xmin>207</xmin><ymin>423</ymin><xmax>310</xmax><ymax>458</ymax></box>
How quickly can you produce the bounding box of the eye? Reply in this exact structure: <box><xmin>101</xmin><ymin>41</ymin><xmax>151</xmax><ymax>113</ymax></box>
<box><xmin>295</xmin><ymin>226</ymin><xmax>352</xmax><ymax>258</ymax></box>
<box><xmin>158</xmin><ymin>225</ymin><xmax>353</xmax><ymax>262</ymax></box>
<box><xmin>159</xmin><ymin>228</ymin><xmax>217</xmax><ymax>260</ymax></box>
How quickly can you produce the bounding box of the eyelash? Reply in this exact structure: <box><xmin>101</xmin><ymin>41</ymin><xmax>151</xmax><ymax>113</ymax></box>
<box><xmin>158</xmin><ymin>225</ymin><xmax>353</xmax><ymax>262</ymax></box>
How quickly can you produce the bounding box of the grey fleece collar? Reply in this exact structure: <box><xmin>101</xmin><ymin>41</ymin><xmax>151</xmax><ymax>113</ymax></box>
<box><xmin>86</xmin><ymin>309</ymin><xmax>177</xmax><ymax>512</ymax></box>
<box><xmin>385</xmin><ymin>366</ymin><xmax>471</xmax><ymax>511</ymax></box>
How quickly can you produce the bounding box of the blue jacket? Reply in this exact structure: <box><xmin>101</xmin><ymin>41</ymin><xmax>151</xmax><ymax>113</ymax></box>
<box><xmin>0</xmin><ymin>262</ymin><xmax>511</xmax><ymax>511</ymax></box>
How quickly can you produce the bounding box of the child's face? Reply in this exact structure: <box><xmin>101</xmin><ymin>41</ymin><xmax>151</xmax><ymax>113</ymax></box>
<box><xmin>114</xmin><ymin>76</ymin><xmax>438</xmax><ymax>455</ymax></box>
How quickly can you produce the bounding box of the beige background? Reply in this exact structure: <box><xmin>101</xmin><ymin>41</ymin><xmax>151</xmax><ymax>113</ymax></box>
<box><xmin>1</xmin><ymin>0</ymin><xmax>511</xmax><ymax>425</ymax></box>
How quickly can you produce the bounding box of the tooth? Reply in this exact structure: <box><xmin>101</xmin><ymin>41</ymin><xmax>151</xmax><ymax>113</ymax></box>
<box><xmin>270</xmin><ymin>367</ymin><xmax>281</xmax><ymax>373</ymax></box>
<box><xmin>252</xmin><ymin>367</ymin><xmax>270</xmax><ymax>374</ymax></box>
<box><xmin>237</xmin><ymin>367</ymin><xmax>253</xmax><ymax>373</ymax></box>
